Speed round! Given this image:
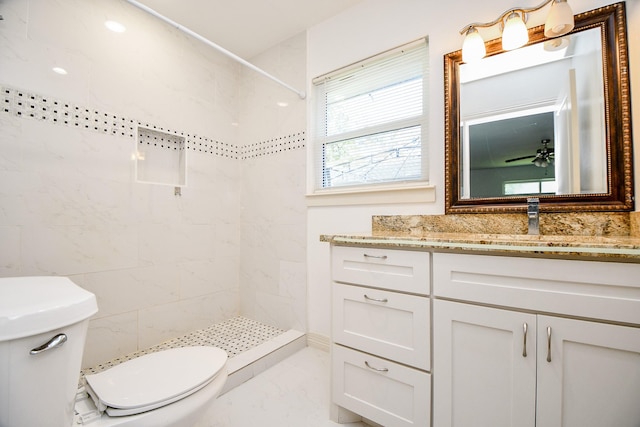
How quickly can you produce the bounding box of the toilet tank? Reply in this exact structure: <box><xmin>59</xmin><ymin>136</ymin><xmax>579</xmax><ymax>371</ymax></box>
<box><xmin>0</xmin><ymin>277</ymin><xmax>98</xmax><ymax>427</ymax></box>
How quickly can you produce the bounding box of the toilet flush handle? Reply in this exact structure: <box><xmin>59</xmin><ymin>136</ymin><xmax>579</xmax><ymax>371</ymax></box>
<box><xmin>30</xmin><ymin>333</ymin><xmax>68</xmax><ymax>355</ymax></box>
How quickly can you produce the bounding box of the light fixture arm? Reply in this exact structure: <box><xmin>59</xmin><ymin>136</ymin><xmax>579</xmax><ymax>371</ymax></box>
<box><xmin>459</xmin><ymin>0</ymin><xmax>558</xmax><ymax>34</ymax></box>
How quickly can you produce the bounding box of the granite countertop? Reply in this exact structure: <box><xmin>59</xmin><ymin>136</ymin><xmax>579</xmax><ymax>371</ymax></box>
<box><xmin>321</xmin><ymin>232</ymin><xmax>640</xmax><ymax>262</ymax></box>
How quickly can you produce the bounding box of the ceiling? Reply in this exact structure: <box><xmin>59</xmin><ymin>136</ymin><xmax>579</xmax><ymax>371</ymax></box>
<box><xmin>134</xmin><ymin>0</ymin><xmax>364</xmax><ymax>59</ymax></box>
<box><xmin>469</xmin><ymin>112</ymin><xmax>555</xmax><ymax>170</ymax></box>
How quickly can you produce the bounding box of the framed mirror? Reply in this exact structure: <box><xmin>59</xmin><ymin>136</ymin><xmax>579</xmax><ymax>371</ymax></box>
<box><xmin>444</xmin><ymin>2</ymin><xmax>633</xmax><ymax>213</ymax></box>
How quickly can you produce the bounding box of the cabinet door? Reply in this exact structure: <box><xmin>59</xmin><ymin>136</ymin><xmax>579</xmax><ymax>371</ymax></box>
<box><xmin>536</xmin><ymin>315</ymin><xmax>640</xmax><ymax>427</ymax></box>
<box><xmin>433</xmin><ymin>300</ymin><xmax>537</xmax><ymax>427</ymax></box>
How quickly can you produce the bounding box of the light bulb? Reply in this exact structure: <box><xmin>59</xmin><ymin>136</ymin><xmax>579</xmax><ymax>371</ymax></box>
<box><xmin>502</xmin><ymin>12</ymin><xmax>528</xmax><ymax>51</ymax></box>
<box><xmin>462</xmin><ymin>27</ymin><xmax>486</xmax><ymax>63</ymax></box>
<box><xmin>545</xmin><ymin>0</ymin><xmax>574</xmax><ymax>38</ymax></box>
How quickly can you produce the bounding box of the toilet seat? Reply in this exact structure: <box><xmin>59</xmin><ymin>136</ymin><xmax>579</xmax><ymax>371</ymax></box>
<box><xmin>84</xmin><ymin>346</ymin><xmax>227</xmax><ymax>417</ymax></box>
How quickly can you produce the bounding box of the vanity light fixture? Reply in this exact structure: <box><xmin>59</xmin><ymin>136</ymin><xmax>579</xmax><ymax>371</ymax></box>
<box><xmin>460</xmin><ymin>0</ymin><xmax>574</xmax><ymax>62</ymax></box>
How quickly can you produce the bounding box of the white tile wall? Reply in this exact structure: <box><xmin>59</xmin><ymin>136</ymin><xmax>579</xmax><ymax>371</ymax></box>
<box><xmin>237</xmin><ymin>32</ymin><xmax>308</xmax><ymax>332</ymax></box>
<box><xmin>0</xmin><ymin>0</ymin><xmax>308</xmax><ymax>370</ymax></box>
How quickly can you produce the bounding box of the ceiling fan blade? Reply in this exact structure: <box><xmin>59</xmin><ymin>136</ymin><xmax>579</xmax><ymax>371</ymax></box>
<box><xmin>505</xmin><ymin>155</ymin><xmax>536</xmax><ymax>163</ymax></box>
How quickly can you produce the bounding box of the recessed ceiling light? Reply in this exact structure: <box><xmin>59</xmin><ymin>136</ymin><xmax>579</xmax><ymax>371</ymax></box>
<box><xmin>52</xmin><ymin>67</ymin><xmax>68</xmax><ymax>75</ymax></box>
<box><xmin>105</xmin><ymin>20</ymin><xmax>126</xmax><ymax>33</ymax></box>
<box><xmin>277</xmin><ymin>101</ymin><xmax>289</xmax><ymax>107</ymax></box>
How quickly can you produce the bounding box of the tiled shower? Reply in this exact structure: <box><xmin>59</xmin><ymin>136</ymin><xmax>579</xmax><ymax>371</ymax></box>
<box><xmin>0</xmin><ymin>0</ymin><xmax>307</xmax><ymax>370</ymax></box>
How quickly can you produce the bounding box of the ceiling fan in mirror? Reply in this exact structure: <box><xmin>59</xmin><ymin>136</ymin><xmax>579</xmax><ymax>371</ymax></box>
<box><xmin>505</xmin><ymin>139</ymin><xmax>554</xmax><ymax>167</ymax></box>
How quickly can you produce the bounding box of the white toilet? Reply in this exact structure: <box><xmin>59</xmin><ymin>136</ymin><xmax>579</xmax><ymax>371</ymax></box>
<box><xmin>0</xmin><ymin>277</ymin><xmax>228</xmax><ymax>427</ymax></box>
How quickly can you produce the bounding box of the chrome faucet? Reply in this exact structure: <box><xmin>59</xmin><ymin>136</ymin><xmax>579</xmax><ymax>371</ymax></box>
<box><xmin>527</xmin><ymin>197</ymin><xmax>539</xmax><ymax>235</ymax></box>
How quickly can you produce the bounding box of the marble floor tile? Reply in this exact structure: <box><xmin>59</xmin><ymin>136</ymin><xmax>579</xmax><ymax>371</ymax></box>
<box><xmin>198</xmin><ymin>346</ymin><xmax>368</xmax><ymax>427</ymax></box>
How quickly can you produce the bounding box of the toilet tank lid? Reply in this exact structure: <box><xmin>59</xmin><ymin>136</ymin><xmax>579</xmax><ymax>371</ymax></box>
<box><xmin>0</xmin><ymin>276</ymin><xmax>98</xmax><ymax>341</ymax></box>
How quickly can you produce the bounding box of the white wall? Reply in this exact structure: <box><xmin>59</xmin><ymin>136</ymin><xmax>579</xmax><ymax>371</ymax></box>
<box><xmin>0</xmin><ymin>0</ymin><xmax>242</xmax><ymax>368</ymax></box>
<box><xmin>306</xmin><ymin>0</ymin><xmax>640</xmax><ymax>338</ymax></box>
<box><xmin>238</xmin><ymin>32</ymin><xmax>308</xmax><ymax>332</ymax></box>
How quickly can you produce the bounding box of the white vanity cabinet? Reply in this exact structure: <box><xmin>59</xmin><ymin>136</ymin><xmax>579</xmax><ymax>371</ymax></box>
<box><xmin>433</xmin><ymin>252</ymin><xmax>640</xmax><ymax>427</ymax></box>
<box><xmin>330</xmin><ymin>245</ymin><xmax>431</xmax><ymax>427</ymax></box>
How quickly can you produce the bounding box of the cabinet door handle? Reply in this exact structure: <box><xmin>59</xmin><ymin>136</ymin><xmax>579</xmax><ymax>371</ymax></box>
<box><xmin>546</xmin><ymin>326</ymin><xmax>552</xmax><ymax>362</ymax></box>
<box><xmin>365</xmin><ymin>361</ymin><xmax>389</xmax><ymax>372</ymax></box>
<box><xmin>364</xmin><ymin>294</ymin><xmax>388</xmax><ymax>303</ymax></box>
<box><xmin>363</xmin><ymin>254</ymin><xmax>388</xmax><ymax>260</ymax></box>
<box><xmin>522</xmin><ymin>323</ymin><xmax>528</xmax><ymax>357</ymax></box>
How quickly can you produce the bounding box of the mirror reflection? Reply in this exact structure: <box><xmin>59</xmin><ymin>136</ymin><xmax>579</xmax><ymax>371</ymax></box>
<box><xmin>459</xmin><ymin>27</ymin><xmax>606</xmax><ymax>199</ymax></box>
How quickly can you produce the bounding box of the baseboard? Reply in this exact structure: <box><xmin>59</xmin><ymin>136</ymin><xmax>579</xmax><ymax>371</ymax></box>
<box><xmin>306</xmin><ymin>332</ymin><xmax>330</xmax><ymax>352</ymax></box>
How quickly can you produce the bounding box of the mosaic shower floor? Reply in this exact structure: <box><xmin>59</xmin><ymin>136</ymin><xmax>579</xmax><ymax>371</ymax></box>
<box><xmin>81</xmin><ymin>317</ymin><xmax>306</xmax><ymax>393</ymax></box>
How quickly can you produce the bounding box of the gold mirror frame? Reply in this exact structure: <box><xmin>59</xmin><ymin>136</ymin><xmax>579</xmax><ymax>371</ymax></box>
<box><xmin>444</xmin><ymin>2</ymin><xmax>633</xmax><ymax>213</ymax></box>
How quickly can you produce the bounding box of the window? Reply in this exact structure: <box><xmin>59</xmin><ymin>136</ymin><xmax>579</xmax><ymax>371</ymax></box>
<box><xmin>312</xmin><ymin>39</ymin><xmax>428</xmax><ymax>191</ymax></box>
<box><xmin>504</xmin><ymin>179</ymin><xmax>557</xmax><ymax>195</ymax></box>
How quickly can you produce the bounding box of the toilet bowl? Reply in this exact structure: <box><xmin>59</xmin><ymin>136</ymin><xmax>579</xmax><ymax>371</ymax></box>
<box><xmin>0</xmin><ymin>277</ymin><xmax>228</xmax><ymax>427</ymax></box>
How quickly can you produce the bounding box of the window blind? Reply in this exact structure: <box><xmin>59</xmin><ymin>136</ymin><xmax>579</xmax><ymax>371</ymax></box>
<box><xmin>313</xmin><ymin>39</ymin><xmax>428</xmax><ymax>190</ymax></box>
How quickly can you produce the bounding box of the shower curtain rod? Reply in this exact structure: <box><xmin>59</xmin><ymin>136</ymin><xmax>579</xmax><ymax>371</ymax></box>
<box><xmin>125</xmin><ymin>0</ymin><xmax>307</xmax><ymax>99</ymax></box>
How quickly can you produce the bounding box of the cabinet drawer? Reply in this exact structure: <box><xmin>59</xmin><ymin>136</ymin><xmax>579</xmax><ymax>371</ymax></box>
<box><xmin>332</xmin><ymin>344</ymin><xmax>431</xmax><ymax>427</ymax></box>
<box><xmin>433</xmin><ymin>252</ymin><xmax>640</xmax><ymax>325</ymax></box>
<box><xmin>332</xmin><ymin>246</ymin><xmax>430</xmax><ymax>295</ymax></box>
<box><xmin>333</xmin><ymin>283</ymin><xmax>430</xmax><ymax>370</ymax></box>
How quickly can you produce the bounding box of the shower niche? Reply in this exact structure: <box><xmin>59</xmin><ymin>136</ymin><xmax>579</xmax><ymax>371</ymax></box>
<box><xmin>135</xmin><ymin>126</ymin><xmax>187</xmax><ymax>187</ymax></box>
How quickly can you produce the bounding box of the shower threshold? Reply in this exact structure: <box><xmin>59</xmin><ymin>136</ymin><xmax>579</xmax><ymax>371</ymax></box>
<box><xmin>81</xmin><ymin>317</ymin><xmax>306</xmax><ymax>395</ymax></box>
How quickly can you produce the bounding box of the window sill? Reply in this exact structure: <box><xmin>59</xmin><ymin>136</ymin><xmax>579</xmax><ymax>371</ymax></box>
<box><xmin>306</xmin><ymin>183</ymin><xmax>436</xmax><ymax>207</ymax></box>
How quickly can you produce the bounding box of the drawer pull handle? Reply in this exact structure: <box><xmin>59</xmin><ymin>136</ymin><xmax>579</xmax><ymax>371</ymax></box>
<box><xmin>522</xmin><ymin>323</ymin><xmax>528</xmax><ymax>357</ymax></box>
<box><xmin>363</xmin><ymin>254</ymin><xmax>388</xmax><ymax>260</ymax></box>
<box><xmin>364</xmin><ymin>294</ymin><xmax>388</xmax><ymax>303</ymax></box>
<box><xmin>365</xmin><ymin>361</ymin><xmax>389</xmax><ymax>372</ymax></box>
<box><xmin>546</xmin><ymin>326</ymin><xmax>552</xmax><ymax>362</ymax></box>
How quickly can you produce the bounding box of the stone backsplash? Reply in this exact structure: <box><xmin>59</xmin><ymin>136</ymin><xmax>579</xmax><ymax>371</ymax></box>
<box><xmin>373</xmin><ymin>212</ymin><xmax>633</xmax><ymax>237</ymax></box>
<box><xmin>631</xmin><ymin>212</ymin><xmax>640</xmax><ymax>236</ymax></box>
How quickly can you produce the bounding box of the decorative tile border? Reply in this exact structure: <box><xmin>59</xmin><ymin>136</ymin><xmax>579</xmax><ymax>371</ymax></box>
<box><xmin>242</xmin><ymin>132</ymin><xmax>306</xmax><ymax>159</ymax></box>
<box><xmin>1</xmin><ymin>84</ymin><xmax>305</xmax><ymax>160</ymax></box>
<box><xmin>81</xmin><ymin>316</ymin><xmax>286</xmax><ymax>377</ymax></box>
<box><xmin>1</xmin><ymin>85</ymin><xmax>138</xmax><ymax>138</ymax></box>
<box><xmin>137</xmin><ymin>126</ymin><xmax>186</xmax><ymax>151</ymax></box>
